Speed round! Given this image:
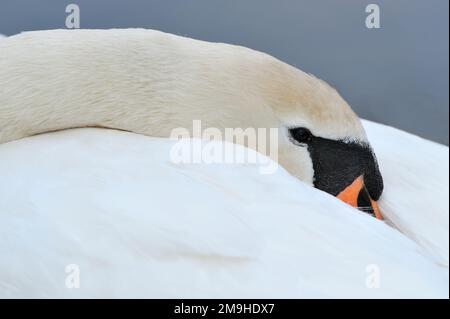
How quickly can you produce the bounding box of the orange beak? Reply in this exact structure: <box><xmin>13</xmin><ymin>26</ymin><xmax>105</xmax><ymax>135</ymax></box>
<box><xmin>337</xmin><ymin>176</ymin><xmax>383</xmax><ymax>220</ymax></box>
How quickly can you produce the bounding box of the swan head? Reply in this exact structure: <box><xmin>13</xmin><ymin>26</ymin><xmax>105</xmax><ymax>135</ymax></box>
<box><xmin>251</xmin><ymin>59</ymin><xmax>384</xmax><ymax>219</ymax></box>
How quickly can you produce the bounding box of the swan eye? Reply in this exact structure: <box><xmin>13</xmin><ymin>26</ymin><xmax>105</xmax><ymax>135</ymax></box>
<box><xmin>289</xmin><ymin>127</ymin><xmax>313</xmax><ymax>144</ymax></box>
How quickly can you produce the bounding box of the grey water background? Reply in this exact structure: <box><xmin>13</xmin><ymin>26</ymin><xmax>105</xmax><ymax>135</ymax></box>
<box><xmin>1</xmin><ymin>0</ymin><xmax>448</xmax><ymax>145</ymax></box>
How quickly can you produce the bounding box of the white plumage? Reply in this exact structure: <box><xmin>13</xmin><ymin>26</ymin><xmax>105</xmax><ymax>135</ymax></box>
<box><xmin>0</xmin><ymin>29</ymin><xmax>369</xmax><ymax>186</ymax></box>
<box><xmin>0</xmin><ymin>120</ymin><xmax>448</xmax><ymax>298</ymax></box>
<box><xmin>365</xmin><ymin>121</ymin><xmax>449</xmax><ymax>266</ymax></box>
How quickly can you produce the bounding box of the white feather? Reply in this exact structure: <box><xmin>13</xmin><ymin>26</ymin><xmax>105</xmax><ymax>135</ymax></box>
<box><xmin>363</xmin><ymin>120</ymin><xmax>449</xmax><ymax>267</ymax></box>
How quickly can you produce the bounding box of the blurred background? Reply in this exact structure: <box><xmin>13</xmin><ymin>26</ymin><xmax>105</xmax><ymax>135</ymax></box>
<box><xmin>0</xmin><ymin>0</ymin><xmax>448</xmax><ymax>144</ymax></box>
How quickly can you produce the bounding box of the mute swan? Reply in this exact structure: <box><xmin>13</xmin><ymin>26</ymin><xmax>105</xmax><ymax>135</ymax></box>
<box><xmin>0</xmin><ymin>29</ymin><xmax>447</xmax><ymax>298</ymax></box>
<box><xmin>1</xmin><ymin>29</ymin><xmax>382</xmax><ymax>216</ymax></box>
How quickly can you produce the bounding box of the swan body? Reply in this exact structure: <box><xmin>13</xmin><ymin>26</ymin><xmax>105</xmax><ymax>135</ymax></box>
<box><xmin>0</xmin><ymin>120</ymin><xmax>448</xmax><ymax>298</ymax></box>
